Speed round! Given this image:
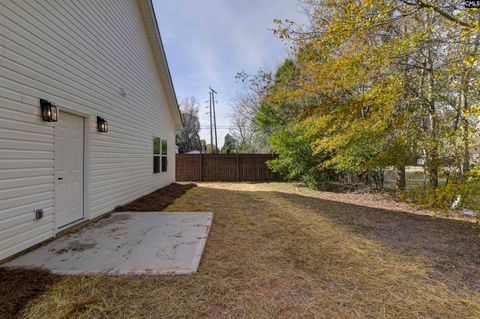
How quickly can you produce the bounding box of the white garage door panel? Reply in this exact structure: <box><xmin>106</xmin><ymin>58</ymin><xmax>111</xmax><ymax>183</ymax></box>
<box><xmin>56</xmin><ymin>112</ymin><xmax>84</xmax><ymax>228</ymax></box>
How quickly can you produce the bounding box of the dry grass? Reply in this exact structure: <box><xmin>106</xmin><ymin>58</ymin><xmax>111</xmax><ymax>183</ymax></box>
<box><xmin>9</xmin><ymin>183</ymin><xmax>480</xmax><ymax>318</ymax></box>
<box><xmin>0</xmin><ymin>268</ymin><xmax>60</xmax><ymax>319</ymax></box>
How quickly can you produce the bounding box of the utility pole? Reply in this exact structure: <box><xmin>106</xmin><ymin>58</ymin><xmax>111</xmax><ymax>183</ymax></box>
<box><xmin>208</xmin><ymin>91</ymin><xmax>213</xmax><ymax>153</ymax></box>
<box><xmin>210</xmin><ymin>87</ymin><xmax>218</xmax><ymax>153</ymax></box>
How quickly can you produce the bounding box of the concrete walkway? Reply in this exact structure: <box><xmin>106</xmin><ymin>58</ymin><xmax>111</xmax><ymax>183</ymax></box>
<box><xmin>4</xmin><ymin>212</ymin><xmax>213</xmax><ymax>275</ymax></box>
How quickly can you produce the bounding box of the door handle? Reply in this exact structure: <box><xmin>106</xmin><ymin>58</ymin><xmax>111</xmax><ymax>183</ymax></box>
<box><xmin>58</xmin><ymin>177</ymin><xmax>64</xmax><ymax>181</ymax></box>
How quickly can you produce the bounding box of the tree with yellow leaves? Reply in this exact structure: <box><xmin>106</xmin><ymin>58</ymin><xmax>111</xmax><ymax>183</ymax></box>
<box><xmin>256</xmin><ymin>0</ymin><xmax>480</xmax><ymax>197</ymax></box>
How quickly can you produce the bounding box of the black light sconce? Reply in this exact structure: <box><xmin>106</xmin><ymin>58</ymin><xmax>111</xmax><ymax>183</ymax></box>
<box><xmin>40</xmin><ymin>99</ymin><xmax>58</xmax><ymax>122</ymax></box>
<box><xmin>97</xmin><ymin>116</ymin><xmax>108</xmax><ymax>132</ymax></box>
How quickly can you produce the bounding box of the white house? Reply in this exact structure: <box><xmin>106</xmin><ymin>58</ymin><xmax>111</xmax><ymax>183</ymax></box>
<box><xmin>0</xmin><ymin>0</ymin><xmax>182</xmax><ymax>261</ymax></box>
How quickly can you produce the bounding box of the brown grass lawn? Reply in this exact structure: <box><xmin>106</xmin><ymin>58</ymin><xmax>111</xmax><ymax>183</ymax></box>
<box><xmin>7</xmin><ymin>183</ymin><xmax>480</xmax><ymax>318</ymax></box>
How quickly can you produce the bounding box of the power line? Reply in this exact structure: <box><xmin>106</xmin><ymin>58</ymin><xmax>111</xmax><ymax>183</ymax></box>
<box><xmin>199</xmin><ymin>127</ymin><xmax>234</xmax><ymax>130</ymax></box>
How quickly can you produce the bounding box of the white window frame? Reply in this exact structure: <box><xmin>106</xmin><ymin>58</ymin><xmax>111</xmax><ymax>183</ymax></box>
<box><xmin>153</xmin><ymin>137</ymin><xmax>161</xmax><ymax>174</ymax></box>
<box><xmin>161</xmin><ymin>139</ymin><xmax>168</xmax><ymax>172</ymax></box>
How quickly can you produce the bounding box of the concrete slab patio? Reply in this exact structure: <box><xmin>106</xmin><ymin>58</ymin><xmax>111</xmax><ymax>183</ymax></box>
<box><xmin>4</xmin><ymin>212</ymin><xmax>213</xmax><ymax>275</ymax></box>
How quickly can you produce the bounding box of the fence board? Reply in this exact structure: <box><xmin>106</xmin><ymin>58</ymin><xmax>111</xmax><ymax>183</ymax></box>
<box><xmin>176</xmin><ymin>154</ymin><xmax>281</xmax><ymax>182</ymax></box>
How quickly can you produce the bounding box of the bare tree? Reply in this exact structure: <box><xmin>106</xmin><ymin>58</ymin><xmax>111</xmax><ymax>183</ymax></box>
<box><xmin>230</xmin><ymin>70</ymin><xmax>275</xmax><ymax>153</ymax></box>
<box><xmin>230</xmin><ymin>93</ymin><xmax>256</xmax><ymax>145</ymax></box>
<box><xmin>176</xmin><ymin>97</ymin><xmax>202</xmax><ymax>153</ymax></box>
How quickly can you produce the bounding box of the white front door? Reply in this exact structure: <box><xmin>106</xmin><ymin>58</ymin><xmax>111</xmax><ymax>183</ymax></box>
<box><xmin>56</xmin><ymin>111</ymin><xmax>84</xmax><ymax>228</ymax></box>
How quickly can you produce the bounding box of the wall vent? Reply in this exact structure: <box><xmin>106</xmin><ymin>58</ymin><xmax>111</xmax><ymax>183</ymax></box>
<box><xmin>35</xmin><ymin>209</ymin><xmax>43</xmax><ymax>221</ymax></box>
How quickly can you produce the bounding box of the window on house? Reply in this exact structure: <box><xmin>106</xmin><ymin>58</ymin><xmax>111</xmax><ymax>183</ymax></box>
<box><xmin>153</xmin><ymin>137</ymin><xmax>160</xmax><ymax>174</ymax></box>
<box><xmin>161</xmin><ymin>139</ymin><xmax>168</xmax><ymax>172</ymax></box>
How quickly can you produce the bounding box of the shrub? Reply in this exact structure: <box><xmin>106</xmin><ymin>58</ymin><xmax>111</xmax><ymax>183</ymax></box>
<box><xmin>403</xmin><ymin>166</ymin><xmax>480</xmax><ymax>213</ymax></box>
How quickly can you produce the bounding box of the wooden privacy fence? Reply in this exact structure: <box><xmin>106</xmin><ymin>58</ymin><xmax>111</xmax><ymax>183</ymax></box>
<box><xmin>176</xmin><ymin>153</ymin><xmax>281</xmax><ymax>182</ymax></box>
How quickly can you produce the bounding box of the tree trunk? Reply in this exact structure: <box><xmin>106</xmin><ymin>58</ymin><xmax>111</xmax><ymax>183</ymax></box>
<box><xmin>458</xmin><ymin>58</ymin><xmax>470</xmax><ymax>177</ymax></box>
<box><xmin>461</xmin><ymin>91</ymin><xmax>470</xmax><ymax>176</ymax></box>
<box><xmin>462</xmin><ymin>121</ymin><xmax>470</xmax><ymax>175</ymax></box>
<box><xmin>396</xmin><ymin>165</ymin><xmax>406</xmax><ymax>192</ymax></box>
<box><xmin>428</xmin><ymin>163</ymin><xmax>439</xmax><ymax>189</ymax></box>
<box><xmin>427</xmin><ymin>48</ymin><xmax>439</xmax><ymax>189</ymax></box>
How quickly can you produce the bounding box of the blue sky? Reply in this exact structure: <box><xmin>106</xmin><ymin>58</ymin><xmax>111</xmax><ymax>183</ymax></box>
<box><xmin>152</xmin><ymin>0</ymin><xmax>306</xmax><ymax>144</ymax></box>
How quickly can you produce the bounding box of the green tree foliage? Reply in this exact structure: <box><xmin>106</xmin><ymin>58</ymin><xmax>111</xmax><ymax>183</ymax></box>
<box><xmin>205</xmin><ymin>144</ymin><xmax>218</xmax><ymax>154</ymax></box>
<box><xmin>221</xmin><ymin>134</ymin><xmax>237</xmax><ymax>154</ymax></box>
<box><xmin>267</xmin><ymin>125</ymin><xmax>335</xmax><ymax>189</ymax></box>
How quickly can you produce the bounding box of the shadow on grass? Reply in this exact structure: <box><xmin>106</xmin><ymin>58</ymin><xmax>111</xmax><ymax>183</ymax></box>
<box><xmin>0</xmin><ymin>267</ymin><xmax>61</xmax><ymax>319</ymax></box>
<box><xmin>270</xmin><ymin>190</ymin><xmax>480</xmax><ymax>291</ymax></box>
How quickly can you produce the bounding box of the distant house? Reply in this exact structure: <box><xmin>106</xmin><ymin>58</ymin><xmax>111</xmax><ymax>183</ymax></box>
<box><xmin>416</xmin><ymin>158</ymin><xmax>426</xmax><ymax>166</ymax></box>
<box><xmin>186</xmin><ymin>150</ymin><xmax>202</xmax><ymax>154</ymax></box>
<box><xmin>0</xmin><ymin>0</ymin><xmax>181</xmax><ymax>261</ymax></box>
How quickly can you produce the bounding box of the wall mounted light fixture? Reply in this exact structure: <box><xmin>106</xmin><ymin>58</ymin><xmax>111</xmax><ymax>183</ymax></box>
<box><xmin>40</xmin><ymin>99</ymin><xmax>58</xmax><ymax>122</ymax></box>
<box><xmin>97</xmin><ymin>116</ymin><xmax>108</xmax><ymax>132</ymax></box>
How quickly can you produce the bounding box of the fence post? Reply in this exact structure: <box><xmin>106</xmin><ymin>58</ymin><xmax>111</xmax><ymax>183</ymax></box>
<box><xmin>200</xmin><ymin>153</ymin><xmax>203</xmax><ymax>182</ymax></box>
<box><xmin>236</xmin><ymin>153</ymin><xmax>239</xmax><ymax>182</ymax></box>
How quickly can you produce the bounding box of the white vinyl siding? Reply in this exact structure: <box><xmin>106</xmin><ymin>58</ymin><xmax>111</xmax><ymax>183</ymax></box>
<box><xmin>0</xmin><ymin>0</ymin><xmax>177</xmax><ymax>261</ymax></box>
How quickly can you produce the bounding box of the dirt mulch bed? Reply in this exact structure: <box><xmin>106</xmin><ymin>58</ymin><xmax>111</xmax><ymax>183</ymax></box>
<box><xmin>0</xmin><ymin>267</ymin><xmax>60</xmax><ymax>319</ymax></box>
<box><xmin>115</xmin><ymin>183</ymin><xmax>196</xmax><ymax>212</ymax></box>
